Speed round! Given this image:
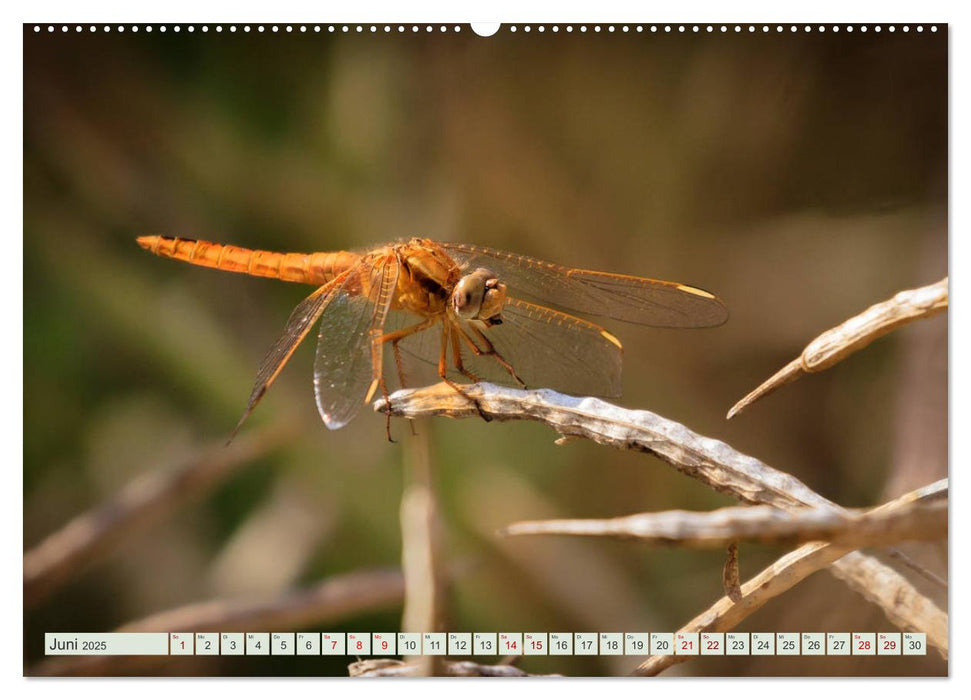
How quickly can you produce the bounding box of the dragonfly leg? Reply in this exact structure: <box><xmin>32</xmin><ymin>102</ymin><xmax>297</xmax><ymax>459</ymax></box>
<box><xmin>390</xmin><ymin>340</ymin><xmax>408</xmax><ymax>388</ymax></box>
<box><xmin>377</xmin><ymin>317</ymin><xmax>438</xmax><ymax>346</ymax></box>
<box><xmin>458</xmin><ymin>325</ymin><xmax>527</xmax><ymax>388</ymax></box>
<box><xmin>378</xmin><ymin>373</ymin><xmax>396</xmax><ymax>443</ymax></box>
<box><xmin>388</xmin><ymin>341</ymin><xmax>418</xmax><ymax>438</ymax></box>
<box><xmin>450</xmin><ymin>325</ymin><xmax>483</xmax><ymax>383</ymax></box>
<box><xmin>377</xmin><ymin>317</ymin><xmax>438</xmax><ymax>388</ymax></box>
<box><xmin>376</xmin><ymin>317</ymin><xmax>437</xmax><ymax>428</ymax></box>
<box><xmin>439</xmin><ymin>322</ymin><xmax>491</xmax><ymax>422</ymax></box>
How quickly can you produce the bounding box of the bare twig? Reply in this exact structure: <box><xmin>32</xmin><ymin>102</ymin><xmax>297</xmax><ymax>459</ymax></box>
<box><xmin>349</xmin><ymin>659</ymin><xmax>559</xmax><ymax>677</ymax></box>
<box><xmin>31</xmin><ymin>568</ymin><xmax>404</xmax><ymax>676</ymax></box>
<box><xmin>499</xmin><ymin>498</ymin><xmax>947</xmax><ymax>549</ymax></box>
<box><xmin>632</xmin><ymin>480</ymin><xmax>947</xmax><ymax>676</ymax></box>
<box><xmin>727</xmin><ymin>278</ymin><xmax>948</xmax><ymax>419</ymax></box>
<box><xmin>376</xmin><ymin>384</ymin><xmax>948</xmax><ymax>653</ymax></box>
<box><xmin>723</xmin><ymin>542</ymin><xmax>742</xmax><ymax>602</ymax></box>
<box><xmin>24</xmin><ymin>425</ymin><xmax>295</xmax><ymax>608</ymax></box>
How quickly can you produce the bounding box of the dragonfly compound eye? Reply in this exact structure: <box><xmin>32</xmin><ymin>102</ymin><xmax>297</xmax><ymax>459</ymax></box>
<box><xmin>451</xmin><ymin>270</ymin><xmax>486</xmax><ymax>318</ymax></box>
<box><xmin>452</xmin><ymin>268</ymin><xmax>504</xmax><ymax>320</ymax></box>
<box><xmin>479</xmin><ymin>278</ymin><xmax>507</xmax><ymax>322</ymax></box>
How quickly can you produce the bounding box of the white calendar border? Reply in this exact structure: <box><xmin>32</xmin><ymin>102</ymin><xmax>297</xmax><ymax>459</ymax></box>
<box><xmin>9</xmin><ymin>0</ymin><xmax>961</xmax><ymax>698</ymax></box>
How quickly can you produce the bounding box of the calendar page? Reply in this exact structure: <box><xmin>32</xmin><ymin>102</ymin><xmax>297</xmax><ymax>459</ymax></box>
<box><xmin>22</xmin><ymin>9</ymin><xmax>948</xmax><ymax>681</ymax></box>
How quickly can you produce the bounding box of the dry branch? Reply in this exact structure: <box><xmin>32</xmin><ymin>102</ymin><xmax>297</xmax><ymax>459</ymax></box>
<box><xmin>376</xmin><ymin>384</ymin><xmax>948</xmax><ymax>654</ymax></box>
<box><xmin>500</xmin><ymin>498</ymin><xmax>947</xmax><ymax>549</ymax></box>
<box><xmin>378</xmin><ymin>383</ymin><xmax>829</xmax><ymax>509</ymax></box>
<box><xmin>727</xmin><ymin>278</ymin><xmax>948</xmax><ymax>419</ymax></box>
<box><xmin>632</xmin><ymin>480</ymin><xmax>947</xmax><ymax>676</ymax></box>
<box><xmin>31</xmin><ymin>568</ymin><xmax>404</xmax><ymax>676</ymax></box>
<box><xmin>24</xmin><ymin>425</ymin><xmax>295</xmax><ymax>608</ymax></box>
<box><xmin>349</xmin><ymin>658</ymin><xmax>559</xmax><ymax>677</ymax></box>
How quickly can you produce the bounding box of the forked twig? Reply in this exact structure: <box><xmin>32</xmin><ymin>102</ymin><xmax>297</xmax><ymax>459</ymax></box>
<box><xmin>499</xmin><ymin>498</ymin><xmax>947</xmax><ymax>549</ymax></box>
<box><xmin>31</xmin><ymin>568</ymin><xmax>404</xmax><ymax>676</ymax></box>
<box><xmin>634</xmin><ymin>542</ymin><xmax>860</xmax><ymax>675</ymax></box>
<box><xmin>349</xmin><ymin>658</ymin><xmax>560</xmax><ymax>677</ymax></box>
<box><xmin>376</xmin><ymin>383</ymin><xmax>948</xmax><ymax>654</ymax></box>
<box><xmin>631</xmin><ymin>480</ymin><xmax>947</xmax><ymax>676</ymax></box>
<box><xmin>24</xmin><ymin>425</ymin><xmax>295</xmax><ymax>608</ymax></box>
<box><xmin>727</xmin><ymin>278</ymin><xmax>948</xmax><ymax>419</ymax></box>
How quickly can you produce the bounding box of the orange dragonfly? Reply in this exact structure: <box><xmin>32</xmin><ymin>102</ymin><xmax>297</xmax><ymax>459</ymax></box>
<box><xmin>137</xmin><ymin>236</ymin><xmax>727</xmax><ymax>433</ymax></box>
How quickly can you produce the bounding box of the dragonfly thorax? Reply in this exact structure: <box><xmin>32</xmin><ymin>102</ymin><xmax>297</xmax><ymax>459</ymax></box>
<box><xmin>393</xmin><ymin>240</ymin><xmax>461</xmax><ymax>317</ymax></box>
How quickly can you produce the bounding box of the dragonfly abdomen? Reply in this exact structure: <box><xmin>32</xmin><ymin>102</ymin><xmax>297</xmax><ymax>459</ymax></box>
<box><xmin>136</xmin><ymin>236</ymin><xmax>359</xmax><ymax>285</ymax></box>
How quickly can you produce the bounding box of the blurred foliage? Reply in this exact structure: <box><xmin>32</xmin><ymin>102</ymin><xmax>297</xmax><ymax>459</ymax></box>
<box><xmin>24</xmin><ymin>25</ymin><xmax>946</xmax><ymax>676</ymax></box>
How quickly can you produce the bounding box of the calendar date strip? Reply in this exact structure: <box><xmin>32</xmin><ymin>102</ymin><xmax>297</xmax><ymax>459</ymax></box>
<box><xmin>39</xmin><ymin>630</ymin><xmax>927</xmax><ymax>661</ymax></box>
<box><xmin>31</xmin><ymin>568</ymin><xmax>404</xmax><ymax>676</ymax></box>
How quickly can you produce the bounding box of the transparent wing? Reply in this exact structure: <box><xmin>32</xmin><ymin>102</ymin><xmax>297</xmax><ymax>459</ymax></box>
<box><xmin>441</xmin><ymin>242</ymin><xmax>728</xmax><ymax>328</ymax></box>
<box><xmin>313</xmin><ymin>255</ymin><xmax>400</xmax><ymax>430</ymax></box>
<box><xmin>232</xmin><ymin>281</ymin><xmax>339</xmax><ymax>438</ymax></box>
<box><xmin>394</xmin><ymin>297</ymin><xmax>623</xmax><ymax>397</ymax></box>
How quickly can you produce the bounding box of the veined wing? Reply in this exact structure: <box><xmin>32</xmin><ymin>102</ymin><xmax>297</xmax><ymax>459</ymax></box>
<box><xmin>395</xmin><ymin>297</ymin><xmax>624</xmax><ymax>397</ymax></box>
<box><xmin>314</xmin><ymin>254</ymin><xmax>400</xmax><ymax>430</ymax></box>
<box><xmin>441</xmin><ymin>242</ymin><xmax>728</xmax><ymax>328</ymax></box>
<box><xmin>232</xmin><ymin>278</ymin><xmax>342</xmax><ymax>438</ymax></box>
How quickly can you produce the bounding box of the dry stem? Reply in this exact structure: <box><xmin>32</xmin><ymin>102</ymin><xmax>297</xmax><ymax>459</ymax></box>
<box><xmin>727</xmin><ymin>278</ymin><xmax>948</xmax><ymax>419</ymax></box>
<box><xmin>500</xmin><ymin>498</ymin><xmax>946</xmax><ymax>549</ymax></box>
<box><xmin>398</xmin><ymin>422</ymin><xmax>446</xmax><ymax>676</ymax></box>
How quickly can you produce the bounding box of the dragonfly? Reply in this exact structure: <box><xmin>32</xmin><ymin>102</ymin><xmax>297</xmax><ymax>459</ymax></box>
<box><xmin>137</xmin><ymin>236</ymin><xmax>728</xmax><ymax>435</ymax></box>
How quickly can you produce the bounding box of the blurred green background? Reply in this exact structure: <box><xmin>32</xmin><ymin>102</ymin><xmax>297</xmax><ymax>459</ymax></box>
<box><xmin>24</xmin><ymin>24</ymin><xmax>947</xmax><ymax>676</ymax></box>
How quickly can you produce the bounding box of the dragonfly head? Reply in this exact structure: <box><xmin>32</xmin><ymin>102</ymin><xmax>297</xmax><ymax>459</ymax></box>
<box><xmin>451</xmin><ymin>268</ymin><xmax>507</xmax><ymax>325</ymax></box>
